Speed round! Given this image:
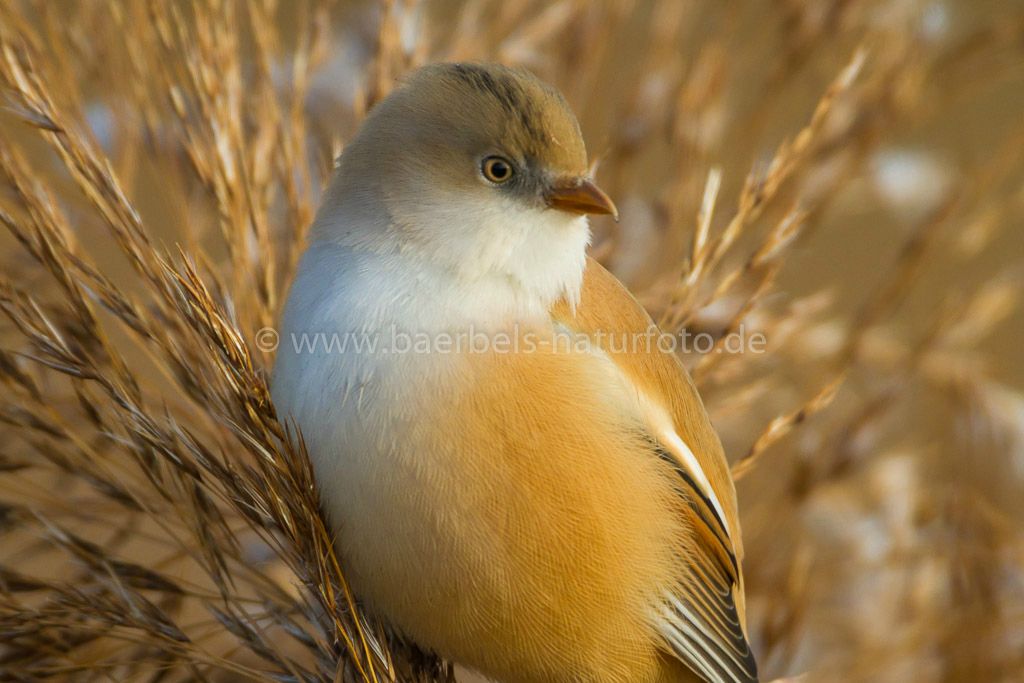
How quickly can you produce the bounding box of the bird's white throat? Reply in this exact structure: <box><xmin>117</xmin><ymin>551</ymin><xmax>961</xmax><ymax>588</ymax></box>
<box><xmin>301</xmin><ymin>198</ymin><xmax>592</xmax><ymax>332</ymax></box>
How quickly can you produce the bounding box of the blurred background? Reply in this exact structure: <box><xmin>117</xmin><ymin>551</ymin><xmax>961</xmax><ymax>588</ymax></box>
<box><xmin>1</xmin><ymin>1</ymin><xmax>1022</xmax><ymax>682</ymax></box>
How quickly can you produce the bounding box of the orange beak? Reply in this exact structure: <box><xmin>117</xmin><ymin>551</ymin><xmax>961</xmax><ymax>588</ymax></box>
<box><xmin>545</xmin><ymin>178</ymin><xmax>618</xmax><ymax>221</ymax></box>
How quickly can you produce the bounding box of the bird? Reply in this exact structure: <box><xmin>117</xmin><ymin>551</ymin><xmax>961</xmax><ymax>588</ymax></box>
<box><xmin>271</xmin><ymin>62</ymin><xmax>758</xmax><ymax>683</ymax></box>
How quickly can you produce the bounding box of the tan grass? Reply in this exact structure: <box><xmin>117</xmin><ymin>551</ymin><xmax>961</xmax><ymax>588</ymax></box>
<box><xmin>1</xmin><ymin>1</ymin><xmax>1022</xmax><ymax>682</ymax></box>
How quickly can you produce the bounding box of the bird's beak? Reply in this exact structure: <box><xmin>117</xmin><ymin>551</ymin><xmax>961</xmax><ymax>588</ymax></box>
<box><xmin>545</xmin><ymin>177</ymin><xmax>618</xmax><ymax>221</ymax></box>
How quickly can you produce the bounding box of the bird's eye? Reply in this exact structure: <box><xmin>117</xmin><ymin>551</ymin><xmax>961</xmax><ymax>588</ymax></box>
<box><xmin>481</xmin><ymin>156</ymin><xmax>514</xmax><ymax>184</ymax></box>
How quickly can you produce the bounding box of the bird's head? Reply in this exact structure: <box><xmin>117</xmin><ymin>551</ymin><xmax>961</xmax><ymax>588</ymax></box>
<box><xmin>313</xmin><ymin>62</ymin><xmax>615</xmax><ymax>307</ymax></box>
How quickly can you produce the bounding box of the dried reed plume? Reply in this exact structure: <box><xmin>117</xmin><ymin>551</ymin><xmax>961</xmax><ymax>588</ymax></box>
<box><xmin>1</xmin><ymin>2</ymin><xmax>1022</xmax><ymax>682</ymax></box>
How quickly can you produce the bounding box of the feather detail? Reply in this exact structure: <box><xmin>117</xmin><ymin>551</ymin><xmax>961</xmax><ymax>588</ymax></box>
<box><xmin>552</xmin><ymin>258</ymin><xmax>757</xmax><ymax>683</ymax></box>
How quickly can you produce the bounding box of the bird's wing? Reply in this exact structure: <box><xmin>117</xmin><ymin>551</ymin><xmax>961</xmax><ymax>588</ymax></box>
<box><xmin>551</xmin><ymin>257</ymin><xmax>758</xmax><ymax>683</ymax></box>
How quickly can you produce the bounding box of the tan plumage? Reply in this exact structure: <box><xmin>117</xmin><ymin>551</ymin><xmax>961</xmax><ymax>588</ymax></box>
<box><xmin>554</xmin><ymin>259</ymin><xmax>754</xmax><ymax>681</ymax></box>
<box><xmin>272</xmin><ymin>62</ymin><xmax>756</xmax><ymax>683</ymax></box>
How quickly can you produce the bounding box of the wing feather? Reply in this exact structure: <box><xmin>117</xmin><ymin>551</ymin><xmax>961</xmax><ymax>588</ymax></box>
<box><xmin>553</xmin><ymin>258</ymin><xmax>758</xmax><ymax>683</ymax></box>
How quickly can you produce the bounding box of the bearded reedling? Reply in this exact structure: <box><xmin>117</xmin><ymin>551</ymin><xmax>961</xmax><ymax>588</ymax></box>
<box><xmin>272</xmin><ymin>63</ymin><xmax>757</xmax><ymax>683</ymax></box>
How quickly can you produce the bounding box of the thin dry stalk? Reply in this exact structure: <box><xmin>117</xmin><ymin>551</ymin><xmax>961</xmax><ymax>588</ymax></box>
<box><xmin>0</xmin><ymin>1</ymin><xmax>1021</xmax><ymax>682</ymax></box>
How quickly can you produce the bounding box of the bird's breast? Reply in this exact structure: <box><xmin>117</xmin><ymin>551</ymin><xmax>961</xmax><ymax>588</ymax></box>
<box><xmin>271</xmin><ymin>245</ymin><xmax>686</xmax><ymax>682</ymax></box>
